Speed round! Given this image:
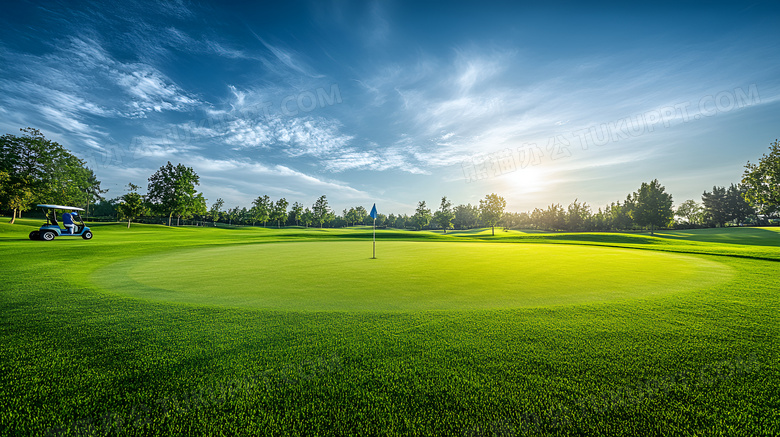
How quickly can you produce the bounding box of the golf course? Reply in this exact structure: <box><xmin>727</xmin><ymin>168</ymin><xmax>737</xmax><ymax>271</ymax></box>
<box><xmin>1</xmin><ymin>220</ymin><xmax>778</xmax><ymax>436</ymax></box>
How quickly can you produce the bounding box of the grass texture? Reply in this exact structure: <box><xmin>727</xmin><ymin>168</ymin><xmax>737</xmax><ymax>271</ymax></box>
<box><xmin>1</xmin><ymin>219</ymin><xmax>778</xmax><ymax>436</ymax></box>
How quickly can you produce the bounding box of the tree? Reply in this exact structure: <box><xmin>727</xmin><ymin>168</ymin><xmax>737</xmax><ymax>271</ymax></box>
<box><xmin>251</xmin><ymin>195</ymin><xmax>271</xmax><ymax>226</ymax></box>
<box><xmin>433</xmin><ymin>196</ymin><xmax>454</xmax><ymax>233</ymax></box>
<box><xmin>82</xmin><ymin>170</ymin><xmax>107</xmax><ymax>220</ymax></box>
<box><xmin>302</xmin><ymin>207</ymin><xmax>314</xmax><ymax>228</ymax></box>
<box><xmin>565</xmin><ymin>199</ymin><xmax>591</xmax><ymax>232</ymax></box>
<box><xmin>394</xmin><ymin>214</ymin><xmax>408</xmax><ymax>229</ymax></box>
<box><xmin>742</xmin><ymin>139</ymin><xmax>780</xmax><ymax>216</ymax></box>
<box><xmin>727</xmin><ymin>184</ymin><xmax>754</xmax><ymax>225</ymax></box>
<box><xmin>539</xmin><ymin>204</ymin><xmax>565</xmax><ymax>231</ymax></box>
<box><xmin>632</xmin><ymin>179</ymin><xmax>673</xmax><ymax>235</ymax></box>
<box><xmin>500</xmin><ymin>212</ymin><xmax>522</xmax><ymax>230</ymax></box>
<box><xmin>412</xmin><ymin>201</ymin><xmax>432</xmax><ymax>230</ymax></box>
<box><xmin>0</xmin><ymin>128</ymin><xmax>101</xmax><ymax>223</ymax></box>
<box><xmin>116</xmin><ymin>183</ymin><xmax>147</xmax><ymax>228</ymax></box>
<box><xmin>375</xmin><ymin>213</ymin><xmax>387</xmax><ymax>228</ymax></box>
<box><xmin>607</xmin><ymin>196</ymin><xmax>635</xmax><ymax>230</ymax></box>
<box><xmin>675</xmin><ymin>199</ymin><xmax>702</xmax><ymax>225</ymax></box>
<box><xmin>227</xmin><ymin>206</ymin><xmax>240</xmax><ymax>226</ymax></box>
<box><xmin>702</xmin><ymin>184</ymin><xmax>755</xmax><ymax>227</ymax></box>
<box><xmin>387</xmin><ymin>213</ymin><xmax>397</xmax><ymax>228</ymax></box>
<box><xmin>353</xmin><ymin>206</ymin><xmax>368</xmax><ymax>225</ymax></box>
<box><xmin>272</xmin><ymin>198</ymin><xmax>289</xmax><ymax>228</ymax></box>
<box><xmin>312</xmin><ymin>195</ymin><xmax>333</xmax><ymax>228</ymax></box>
<box><xmin>453</xmin><ymin>204</ymin><xmax>481</xmax><ymax>229</ymax></box>
<box><xmin>239</xmin><ymin>207</ymin><xmax>250</xmax><ymax>225</ymax></box>
<box><xmin>290</xmin><ymin>202</ymin><xmax>304</xmax><ymax>226</ymax></box>
<box><xmin>479</xmin><ymin>193</ymin><xmax>506</xmax><ymax>236</ymax></box>
<box><xmin>209</xmin><ymin>198</ymin><xmax>224</xmax><ymax>226</ymax></box>
<box><xmin>91</xmin><ymin>199</ymin><xmax>118</xmax><ymax>219</ymax></box>
<box><xmin>343</xmin><ymin>206</ymin><xmax>368</xmax><ymax>226</ymax></box>
<box><xmin>146</xmin><ymin>162</ymin><xmax>202</xmax><ymax>226</ymax></box>
<box><xmin>0</xmin><ymin>177</ymin><xmax>33</xmax><ymax>224</ymax></box>
<box><xmin>187</xmin><ymin>193</ymin><xmax>208</xmax><ymax>226</ymax></box>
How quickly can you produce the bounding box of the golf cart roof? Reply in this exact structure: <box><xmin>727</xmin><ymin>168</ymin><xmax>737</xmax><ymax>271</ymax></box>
<box><xmin>36</xmin><ymin>204</ymin><xmax>85</xmax><ymax>211</ymax></box>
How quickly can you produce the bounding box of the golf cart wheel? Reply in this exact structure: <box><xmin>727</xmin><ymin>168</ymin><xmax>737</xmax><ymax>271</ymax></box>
<box><xmin>41</xmin><ymin>231</ymin><xmax>56</xmax><ymax>241</ymax></box>
<box><xmin>29</xmin><ymin>231</ymin><xmax>40</xmax><ymax>240</ymax></box>
<box><xmin>82</xmin><ymin>231</ymin><xmax>93</xmax><ymax>240</ymax></box>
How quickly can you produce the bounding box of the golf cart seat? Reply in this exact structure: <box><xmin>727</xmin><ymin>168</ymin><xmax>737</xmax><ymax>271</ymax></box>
<box><xmin>51</xmin><ymin>215</ymin><xmax>59</xmax><ymax>227</ymax></box>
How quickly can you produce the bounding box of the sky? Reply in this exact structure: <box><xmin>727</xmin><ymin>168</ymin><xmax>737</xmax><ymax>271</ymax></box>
<box><xmin>1</xmin><ymin>1</ymin><xmax>779</xmax><ymax>215</ymax></box>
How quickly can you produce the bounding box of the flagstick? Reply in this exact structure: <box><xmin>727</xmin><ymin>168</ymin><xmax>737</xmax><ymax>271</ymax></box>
<box><xmin>372</xmin><ymin>217</ymin><xmax>376</xmax><ymax>259</ymax></box>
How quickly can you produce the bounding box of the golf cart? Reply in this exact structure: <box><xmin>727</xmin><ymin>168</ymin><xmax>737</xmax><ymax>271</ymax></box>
<box><xmin>29</xmin><ymin>204</ymin><xmax>93</xmax><ymax>241</ymax></box>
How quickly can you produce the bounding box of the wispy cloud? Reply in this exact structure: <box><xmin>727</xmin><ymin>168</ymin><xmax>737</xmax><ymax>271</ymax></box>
<box><xmin>116</xmin><ymin>67</ymin><xmax>200</xmax><ymax>116</ymax></box>
<box><xmin>250</xmin><ymin>32</ymin><xmax>324</xmax><ymax>79</ymax></box>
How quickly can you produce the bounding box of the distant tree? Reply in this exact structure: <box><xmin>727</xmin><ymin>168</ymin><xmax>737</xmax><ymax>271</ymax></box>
<box><xmin>312</xmin><ymin>195</ymin><xmax>334</xmax><ymax>228</ymax></box>
<box><xmin>92</xmin><ymin>199</ymin><xmax>118</xmax><ymax>219</ymax></box>
<box><xmin>433</xmin><ymin>196</ymin><xmax>454</xmax><ymax>233</ymax></box>
<box><xmin>501</xmin><ymin>212</ymin><xmax>524</xmax><ymax>230</ymax></box>
<box><xmin>302</xmin><ymin>207</ymin><xmax>314</xmax><ymax>228</ymax></box>
<box><xmin>479</xmin><ymin>193</ymin><xmax>506</xmax><ymax>236</ymax></box>
<box><xmin>453</xmin><ymin>203</ymin><xmax>481</xmax><ymax>229</ymax></box>
<box><xmin>387</xmin><ymin>213</ymin><xmax>397</xmax><ymax>228</ymax></box>
<box><xmin>239</xmin><ymin>207</ymin><xmax>250</xmax><ymax>226</ymax></box>
<box><xmin>209</xmin><ymin>198</ymin><xmax>224</xmax><ymax>226</ymax></box>
<box><xmin>227</xmin><ymin>206</ymin><xmax>240</xmax><ymax>226</ymax></box>
<box><xmin>394</xmin><ymin>214</ymin><xmax>408</xmax><ymax>229</ymax></box>
<box><xmin>540</xmin><ymin>204</ymin><xmax>565</xmax><ymax>231</ymax></box>
<box><xmin>412</xmin><ymin>201</ymin><xmax>432</xmax><ymax>230</ymax></box>
<box><xmin>742</xmin><ymin>139</ymin><xmax>780</xmax><ymax>216</ymax></box>
<box><xmin>177</xmin><ymin>192</ymin><xmax>206</xmax><ymax>226</ymax></box>
<box><xmin>529</xmin><ymin>208</ymin><xmax>543</xmax><ymax>229</ymax></box>
<box><xmin>632</xmin><ymin>179</ymin><xmax>673</xmax><ymax>235</ymax></box>
<box><xmin>727</xmin><ymin>184</ymin><xmax>755</xmax><ymax>225</ymax></box>
<box><xmin>591</xmin><ymin>208</ymin><xmax>608</xmax><ymax>231</ymax></box>
<box><xmin>375</xmin><ymin>213</ymin><xmax>387</xmax><ymax>228</ymax></box>
<box><xmin>252</xmin><ymin>195</ymin><xmax>271</xmax><ymax>226</ymax></box>
<box><xmin>116</xmin><ymin>183</ymin><xmax>147</xmax><ymax>228</ymax></box>
<box><xmin>82</xmin><ymin>170</ymin><xmax>107</xmax><ymax>220</ymax></box>
<box><xmin>701</xmin><ymin>186</ymin><xmax>728</xmax><ymax>227</ymax></box>
<box><xmin>146</xmin><ymin>161</ymin><xmax>202</xmax><ymax>226</ymax></box>
<box><xmin>344</xmin><ymin>206</ymin><xmax>368</xmax><ymax>226</ymax></box>
<box><xmin>290</xmin><ymin>202</ymin><xmax>304</xmax><ymax>226</ymax></box>
<box><xmin>272</xmin><ymin>198</ymin><xmax>289</xmax><ymax>228</ymax></box>
<box><xmin>703</xmin><ymin>184</ymin><xmax>755</xmax><ymax>227</ymax></box>
<box><xmin>565</xmin><ymin>199</ymin><xmax>591</xmax><ymax>232</ymax></box>
<box><xmin>675</xmin><ymin>199</ymin><xmax>702</xmax><ymax>225</ymax></box>
<box><xmin>607</xmin><ymin>197</ymin><xmax>635</xmax><ymax>230</ymax></box>
<box><xmin>87</xmin><ymin>171</ymin><xmax>107</xmax><ymax>212</ymax></box>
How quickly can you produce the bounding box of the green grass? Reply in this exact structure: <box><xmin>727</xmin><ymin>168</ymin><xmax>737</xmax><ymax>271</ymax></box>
<box><xmin>94</xmin><ymin>241</ymin><xmax>730</xmax><ymax>311</ymax></box>
<box><xmin>653</xmin><ymin>227</ymin><xmax>780</xmax><ymax>246</ymax></box>
<box><xmin>1</xmin><ymin>219</ymin><xmax>779</xmax><ymax>436</ymax></box>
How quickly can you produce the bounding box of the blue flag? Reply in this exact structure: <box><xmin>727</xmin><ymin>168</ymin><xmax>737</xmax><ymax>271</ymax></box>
<box><xmin>369</xmin><ymin>203</ymin><xmax>377</xmax><ymax>219</ymax></box>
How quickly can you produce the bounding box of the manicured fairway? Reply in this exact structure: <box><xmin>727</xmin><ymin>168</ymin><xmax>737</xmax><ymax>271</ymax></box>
<box><xmin>94</xmin><ymin>241</ymin><xmax>731</xmax><ymax>311</ymax></box>
<box><xmin>1</xmin><ymin>220</ymin><xmax>778</xmax><ymax>436</ymax></box>
<box><xmin>653</xmin><ymin>227</ymin><xmax>780</xmax><ymax>246</ymax></box>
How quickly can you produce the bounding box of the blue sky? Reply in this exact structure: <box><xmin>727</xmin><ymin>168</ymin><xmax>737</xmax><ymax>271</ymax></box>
<box><xmin>1</xmin><ymin>1</ymin><xmax>779</xmax><ymax>214</ymax></box>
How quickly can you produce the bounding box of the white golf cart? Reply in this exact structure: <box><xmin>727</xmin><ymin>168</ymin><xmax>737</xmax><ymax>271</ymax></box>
<box><xmin>29</xmin><ymin>204</ymin><xmax>93</xmax><ymax>241</ymax></box>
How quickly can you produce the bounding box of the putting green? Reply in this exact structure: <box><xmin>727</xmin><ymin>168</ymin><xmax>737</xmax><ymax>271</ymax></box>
<box><xmin>92</xmin><ymin>241</ymin><xmax>732</xmax><ymax>311</ymax></box>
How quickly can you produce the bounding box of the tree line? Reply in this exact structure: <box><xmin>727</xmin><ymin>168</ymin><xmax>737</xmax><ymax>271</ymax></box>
<box><xmin>0</xmin><ymin>128</ymin><xmax>105</xmax><ymax>223</ymax></box>
<box><xmin>2</xmin><ymin>128</ymin><xmax>779</xmax><ymax>233</ymax></box>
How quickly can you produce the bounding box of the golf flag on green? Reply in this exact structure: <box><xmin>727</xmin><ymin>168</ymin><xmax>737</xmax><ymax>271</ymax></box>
<box><xmin>370</xmin><ymin>203</ymin><xmax>377</xmax><ymax>259</ymax></box>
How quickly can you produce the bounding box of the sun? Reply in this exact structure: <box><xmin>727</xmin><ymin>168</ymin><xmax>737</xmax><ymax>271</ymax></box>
<box><xmin>500</xmin><ymin>165</ymin><xmax>548</xmax><ymax>194</ymax></box>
